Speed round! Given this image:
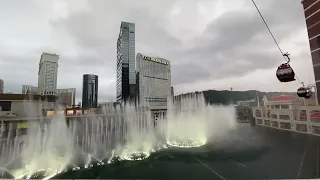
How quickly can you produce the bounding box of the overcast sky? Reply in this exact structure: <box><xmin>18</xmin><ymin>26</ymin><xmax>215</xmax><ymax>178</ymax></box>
<box><xmin>0</xmin><ymin>0</ymin><xmax>313</xmax><ymax>103</ymax></box>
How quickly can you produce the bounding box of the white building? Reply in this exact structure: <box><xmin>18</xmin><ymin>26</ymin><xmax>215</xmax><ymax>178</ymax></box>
<box><xmin>0</xmin><ymin>94</ymin><xmax>55</xmax><ymax>117</ymax></box>
<box><xmin>22</xmin><ymin>85</ymin><xmax>38</xmax><ymax>94</ymax></box>
<box><xmin>38</xmin><ymin>52</ymin><xmax>59</xmax><ymax>95</ymax></box>
<box><xmin>252</xmin><ymin>95</ymin><xmax>320</xmax><ymax>136</ymax></box>
<box><xmin>22</xmin><ymin>85</ymin><xmax>75</xmax><ymax>106</ymax></box>
<box><xmin>236</xmin><ymin>99</ymin><xmax>256</xmax><ymax>107</ymax></box>
<box><xmin>56</xmin><ymin>88</ymin><xmax>76</xmax><ymax>107</ymax></box>
<box><xmin>136</xmin><ymin>53</ymin><xmax>171</xmax><ymax>110</ymax></box>
<box><xmin>0</xmin><ymin>79</ymin><xmax>3</xmax><ymax>94</ymax></box>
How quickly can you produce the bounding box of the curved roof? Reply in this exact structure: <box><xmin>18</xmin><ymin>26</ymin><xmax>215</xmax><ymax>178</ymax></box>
<box><xmin>272</xmin><ymin>95</ymin><xmax>296</xmax><ymax>101</ymax></box>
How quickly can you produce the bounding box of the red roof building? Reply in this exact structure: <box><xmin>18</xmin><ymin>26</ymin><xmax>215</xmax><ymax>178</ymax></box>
<box><xmin>271</xmin><ymin>95</ymin><xmax>297</xmax><ymax>101</ymax></box>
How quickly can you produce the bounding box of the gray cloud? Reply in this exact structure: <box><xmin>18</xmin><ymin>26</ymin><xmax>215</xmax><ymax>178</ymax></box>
<box><xmin>172</xmin><ymin>63</ymin><xmax>211</xmax><ymax>85</ymax></box>
<box><xmin>0</xmin><ymin>0</ymin><xmax>313</xmax><ymax>100</ymax></box>
<box><xmin>169</xmin><ymin>0</ymin><xmax>307</xmax><ymax>85</ymax></box>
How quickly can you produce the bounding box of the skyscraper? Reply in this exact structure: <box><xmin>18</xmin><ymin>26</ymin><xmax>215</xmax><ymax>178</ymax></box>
<box><xmin>82</xmin><ymin>74</ymin><xmax>98</xmax><ymax>109</ymax></box>
<box><xmin>302</xmin><ymin>0</ymin><xmax>320</xmax><ymax>103</ymax></box>
<box><xmin>116</xmin><ymin>21</ymin><xmax>136</xmax><ymax>103</ymax></box>
<box><xmin>37</xmin><ymin>52</ymin><xmax>59</xmax><ymax>95</ymax></box>
<box><xmin>136</xmin><ymin>53</ymin><xmax>171</xmax><ymax>110</ymax></box>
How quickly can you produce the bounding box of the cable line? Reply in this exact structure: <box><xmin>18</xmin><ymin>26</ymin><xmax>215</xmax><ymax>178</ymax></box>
<box><xmin>251</xmin><ymin>0</ymin><xmax>302</xmax><ymax>84</ymax></box>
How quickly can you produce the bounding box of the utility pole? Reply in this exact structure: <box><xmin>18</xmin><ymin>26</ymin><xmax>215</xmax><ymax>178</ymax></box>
<box><xmin>308</xmin><ymin>84</ymin><xmax>318</xmax><ymax>106</ymax></box>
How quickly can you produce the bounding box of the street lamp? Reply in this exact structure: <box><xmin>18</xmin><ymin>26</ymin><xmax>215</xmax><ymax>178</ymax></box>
<box><xmin>297</xmin><ymin>82</ymin><xmax>318</xmax><ymax>106</ymax></box>
<box><xmin>306</xmin><ymin>84</ymin><xmax>318</xmax><ymax>106</ymax></box>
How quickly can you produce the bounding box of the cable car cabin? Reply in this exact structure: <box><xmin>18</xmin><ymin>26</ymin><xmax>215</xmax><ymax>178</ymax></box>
<box><xmin>297</xmin><ymin>87</ymin><xmax>307</xmax><ymax>97</ymax></box>
<box><xmin>276</xmin><ymin>64</ymin><xmax>295</xmax><ymax>82</ymax></box>
<box><xmin>305</xmin><ymin>90</ymin><xmax>313</xmax><ymax>99</ymax></box>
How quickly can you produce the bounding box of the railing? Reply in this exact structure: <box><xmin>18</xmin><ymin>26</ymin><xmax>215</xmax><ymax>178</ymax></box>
<box><xmin>0</xmin><ymin>110</ymin><xmax>169</xmax><ymax>122</ymax></box>
<box><xmin>0</xmin><ymin>108</ymin><xmax>210</xmax><ymax>122</ymax></box>
<box><xmin>0</xmin><ymin>114</ymin><xmax>140</xmax><ymax>122</ymax></box>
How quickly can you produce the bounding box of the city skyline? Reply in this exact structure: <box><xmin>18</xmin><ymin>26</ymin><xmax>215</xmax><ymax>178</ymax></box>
<box><xmin>0</xmin><ymin>0</ymin><xmax>314</xmax><ymax>103</ymax></box>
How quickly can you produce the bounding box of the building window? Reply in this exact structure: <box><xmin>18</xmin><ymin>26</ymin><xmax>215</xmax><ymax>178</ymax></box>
<box><xmin>281</xmin><ymin>105</ymin><xmax>289</xmax><ymax>109</ymax></box>
<box><xmin>271</xmin><ymin>114</ymin><xmax>277</xmax><ymax>119</ymax></box>
<box><xmin>310</xmin><ymin>110</ymin><xmax>320</xmax><ymax>123</ymax></box>
<box><xmin>299</xmin><ymin>110</ymin><xmax>307</xmax><ymax>121</ymax></box>
<box><xmin>280</xmin><ymin>122</ymin><xmax>291</xmax><ymax>130</ymax></box>
<box><xmin>256</xmin><ymin>119</ymin><xmax>262</xmax><ymax>124</ymax></box>
<box><xmin>312</xmin><ymin>125</ymin><xmax>320</xmax><ymax>135</ymax></box>
<box><xmin>264</xmin><ymin>120</ymin><xmax>271</xmax><ymax>126</ymax></box>
<box><xmin>279</xmin><ymin>114</ymin><xmax>290</xmax><ymax>120</ymax></box>
<box><xmin>255</xmin><ymin>109</ymin><xmax>261</xmax><ymax>117</ymax></box>
<box><xmin>271</xmin><ymin>121</ymin><xmax>278</xmax><ymax>128</ymax></box>
<box><xmin>296</xmin><ymin>124</ymin><xmax>307</xmax><ymax>132</ymax></box>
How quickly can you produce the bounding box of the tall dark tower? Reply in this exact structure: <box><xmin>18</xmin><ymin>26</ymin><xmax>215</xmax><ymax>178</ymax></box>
<box><xmin>82</xmin><ymin>74</ymin><xmax>98</xmax><ymax>108</ymax></box>
<box><xmin>116</xmin><ymin>21</ymin><xmax>136</xmax><ymax>103</ymax></box>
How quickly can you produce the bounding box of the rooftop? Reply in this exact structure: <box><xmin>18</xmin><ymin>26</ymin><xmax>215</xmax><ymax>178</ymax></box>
<box><xmin>271</xmin><ymin>95</ymin><xmax>297</xmax><ymax>101</ymax></box>
<box><xmin>0</xmin><ymin>94</ymin><xmax>56</xmax><ymax>102</ymax></box>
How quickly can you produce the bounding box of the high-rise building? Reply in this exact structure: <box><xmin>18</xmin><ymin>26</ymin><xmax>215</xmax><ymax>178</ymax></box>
<box><xmin>82</xmin><ymin>74</ymin><xmax>98</xmax><ymax>109</ymax></box>
<box><xmin>56</xmin><ymin>88</ymin><xmax>76</xmax><ymax>107</ymax></box>
<box><xmin>171</xmin><ymin>86</ymin><xmax>174</xmax><ymax>98</ymax></box>
<box><xmin>302</xmin><ymin>0</ymin><xmax>320</xmax><ymax>103</ymax></box>
<box><xmin>0</xmin><ymin>79</ymin><xmax>3</xmax><ymax>94</ymax></box>
<box><xmin>116</xmin><ymin>21</ymin><xmax>136</xmax><ymax>103</ymax></box>
<box><xmin>37</xmin><ymin>52</ymin><xmax>59</xmax><ymax>95</ymax></box>
<box><xmin>136</xmin><ymin>53</ymin><xmax>171</xmax><ymax>110</ymax></box>
<box><xmin>22</xmin><ymin>85</ymin><xmax>38</xmax><ymax>95</ymax></box>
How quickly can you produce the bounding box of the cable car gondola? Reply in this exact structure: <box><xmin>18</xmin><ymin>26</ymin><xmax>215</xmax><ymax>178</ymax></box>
<box><xmin>276</xmin><ymin>53</ymin><xmax>295</xmax><ymax>83</ymax></box>
<box><xmin>297</xmin><ymin>87</ymin><xmax>307</xmax><ymax>98</ymax></box>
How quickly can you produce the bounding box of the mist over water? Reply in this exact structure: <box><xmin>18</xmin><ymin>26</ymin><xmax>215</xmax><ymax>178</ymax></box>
<box><xmin>166</xmin><ymin>93</ymin><xmax>238</xmax><ymax>147</ymax></box>
<box><xmin>117</xmin><ymin>103</ymin><xmax>159</xmax><ymax>161</ymax></box>
<box><xmin>12</xmin><ymin>112</ymin><xmax>74</xmax><ymax>178</ymax></box>
<box><xmin>0</xmin><ymin>92</ymin><xmax>241</xmax><ymax>179</ymax></box>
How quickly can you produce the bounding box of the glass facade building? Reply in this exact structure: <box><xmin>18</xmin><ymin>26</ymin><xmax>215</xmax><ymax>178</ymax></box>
<box><xmin>82</xmin><ymin>74</ymin><xmax>98</xmax><ymax>109</ymax></box>
<box><xmin>136</xmin><ymin>53</ymin><xmax>171</xmax><ymax>110</ymax></box>
<box><xmin>116</xmin><ymin>21</ymin><xmax>136</xmax><ymax>103</ymax></box>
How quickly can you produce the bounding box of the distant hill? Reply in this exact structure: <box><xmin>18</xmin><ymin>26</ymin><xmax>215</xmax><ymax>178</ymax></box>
<box><xmin>175</xmin><ymin>90</ymin><xmax>299</xmax><ymax>105</ymax></box>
